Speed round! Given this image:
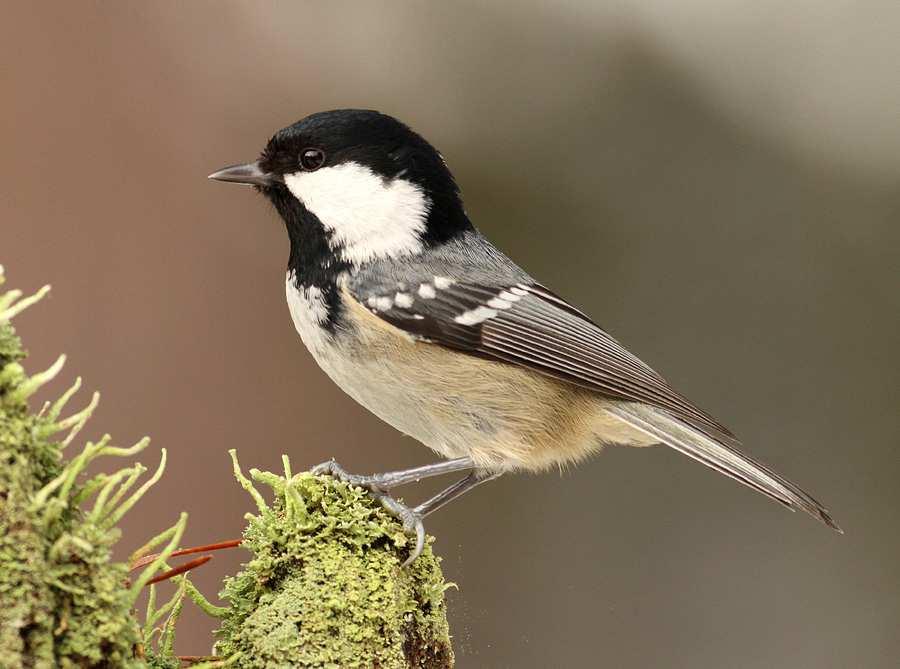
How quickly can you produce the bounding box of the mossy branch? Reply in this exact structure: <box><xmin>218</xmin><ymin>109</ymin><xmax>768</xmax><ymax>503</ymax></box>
<box><xmin>1</xmin><ymin>268</ymin><xmax>172</xmax><ymax>668</ymax></box>
<box><xmin>210</xmin><ymin>453</ymin><xmax>454</xmax><ymax>668</ymax></box>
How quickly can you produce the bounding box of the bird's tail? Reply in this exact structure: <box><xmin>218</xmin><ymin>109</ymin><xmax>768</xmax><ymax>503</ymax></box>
<box><xmin>606</xmin><ymin>403</ymin><xmax>841</xmax><ymax>532</ymax></box>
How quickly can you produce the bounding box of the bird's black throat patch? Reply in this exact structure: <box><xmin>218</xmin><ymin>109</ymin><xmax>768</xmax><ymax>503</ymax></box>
<box><xmin>266</xmin><ymin>184</ymin><xmax>349</xmax><ymax>332</ymax></box>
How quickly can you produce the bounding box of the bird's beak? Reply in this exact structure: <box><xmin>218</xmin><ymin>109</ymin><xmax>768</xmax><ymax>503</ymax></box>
<box><xmin>207</xmin><ymin>162</ymin><xmax>282</xmax><ymax>187</ymax></box>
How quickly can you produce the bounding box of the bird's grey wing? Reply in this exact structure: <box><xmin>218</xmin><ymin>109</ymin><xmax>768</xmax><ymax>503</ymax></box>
<box><xmin>351</xmin><ymin>276</ymin><xmax>732</xmax><ymax>438</ymax></box>
<box><xmin>348</xmin><ymin>274</ymin><xmax>840</xmax><ymax>531</ymax></box>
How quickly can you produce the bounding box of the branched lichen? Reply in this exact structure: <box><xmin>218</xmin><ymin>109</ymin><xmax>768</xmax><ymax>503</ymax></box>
<box><xmin>214</xmin><ymin>451</ymin><xmax>454</xmax><ymax>668</ymax></box>
<box><xmin>0</xmin><ymin>267</ymin><xmax>176</xmax><ymax>668</ymax></box>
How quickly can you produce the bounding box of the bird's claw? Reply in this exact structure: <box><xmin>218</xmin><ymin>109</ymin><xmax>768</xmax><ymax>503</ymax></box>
<box><xmin>397</xmin><ymin>504</ymin><xmax>426</xmax><ymax>567</ymax></box>
<box><xmin>311</xmin><ymin>459</ymin><xmax>426</xmax><ymax>566</ymax></box>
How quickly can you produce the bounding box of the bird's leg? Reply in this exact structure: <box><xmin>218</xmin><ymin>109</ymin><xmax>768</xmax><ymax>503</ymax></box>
<box><xmin>310</xmin><ymin>456</ymin><xmax>473</xmax><ymax>491</ymax></box>
<box><xmin>392</xmin><ymin>471</ymin><xmax>502</xmax><ymax>567</ymax></box>
<box><xmin>414</xmin><ymin>471</ymin><xmax>502</xmax><ymax>518</ymax></box>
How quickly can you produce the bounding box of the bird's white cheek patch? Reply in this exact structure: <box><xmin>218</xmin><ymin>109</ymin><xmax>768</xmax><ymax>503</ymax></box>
<box><xmin>283</xmin><ymin>162</ymin><xmax>430</xmax><ymax>264</ymax></box>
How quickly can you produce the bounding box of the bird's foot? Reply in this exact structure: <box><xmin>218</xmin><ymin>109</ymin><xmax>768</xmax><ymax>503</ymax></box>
<box><xmin>311</xmin><ymin>458</ymin><xmax>389</xmax><ymax>491</ymax></box>
<box><xmin>312</xmin><ymin>459</ymin><xmax>426</xmax><ymax>566</ymax></box>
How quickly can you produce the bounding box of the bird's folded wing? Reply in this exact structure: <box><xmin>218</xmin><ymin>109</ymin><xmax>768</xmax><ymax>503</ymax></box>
<box><xmin>350</xmin><ymin>278</ymin><xmax>734</xmax><ymax>441</ymax></box>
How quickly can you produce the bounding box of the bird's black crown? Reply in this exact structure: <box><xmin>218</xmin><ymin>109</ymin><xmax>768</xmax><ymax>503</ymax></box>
<box><xmin>259</xmin><ymin>109</ymin><xmax>473</xmax><ymax>247</ymax></box>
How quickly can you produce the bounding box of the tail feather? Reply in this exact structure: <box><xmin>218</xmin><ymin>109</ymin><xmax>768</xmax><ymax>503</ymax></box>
<box><xmin>607</xmin><ymin>403</ymin><xmax>842</xmax><ymax>532</ymax></box>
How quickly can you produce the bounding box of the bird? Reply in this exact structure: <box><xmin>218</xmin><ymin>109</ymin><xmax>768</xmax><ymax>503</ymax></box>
<box><xmin>209</xmin><ymin>109</ymin><xmax>841</xmax><ymax>564</ymax></box>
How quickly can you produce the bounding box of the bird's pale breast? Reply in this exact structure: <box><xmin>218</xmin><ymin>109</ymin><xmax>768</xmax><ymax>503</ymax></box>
<box><xmin>286</xmin><ymin>275</ymin><xmax>654</xmax><ymax>471</ymax></box>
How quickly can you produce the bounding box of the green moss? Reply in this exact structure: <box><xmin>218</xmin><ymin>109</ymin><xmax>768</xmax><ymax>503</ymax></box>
<box><xmin>0</xmin><ymin>271</ymin><xmax>162</xmax><ymax>668</ymax></box>
<box><xmin>215</xmin><ymin>453</ymin><xmax>454</xmax><ymax>668</ymax></box>
<box><xmin>0</xmin><ymin>322</ymin><xmax>24</xmax><ymax>367</ymax></box>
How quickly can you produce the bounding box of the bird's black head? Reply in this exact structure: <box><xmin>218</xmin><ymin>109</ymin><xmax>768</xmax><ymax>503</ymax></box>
<box><xmin>210</xmin><ymin>110</ymin><xmax>473</xmax><ymax>267</ymax></box>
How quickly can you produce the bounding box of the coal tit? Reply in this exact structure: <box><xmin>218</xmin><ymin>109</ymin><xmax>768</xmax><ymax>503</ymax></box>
<box><xmin>210</xmin><ymin>110</ymin><xmax>840</xmax><ymax>564</ymax></box>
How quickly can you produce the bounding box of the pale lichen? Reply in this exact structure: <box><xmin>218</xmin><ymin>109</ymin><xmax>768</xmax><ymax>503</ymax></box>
<box><xmin>0</xmin><ymin>267</ymin><xmax>177</xmax><ymax>668</ymax></box>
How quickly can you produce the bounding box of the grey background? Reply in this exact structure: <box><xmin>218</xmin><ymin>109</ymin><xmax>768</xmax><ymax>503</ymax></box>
<box><xmin>2</xmin><ymin>2</ymin><xmax>898</xmax><ymax>667</ymax></box>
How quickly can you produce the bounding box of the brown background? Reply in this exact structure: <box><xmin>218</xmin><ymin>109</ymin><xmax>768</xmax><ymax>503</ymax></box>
<box><xmin>2</xmin><ymin>2</ymin><xmax>898</xmax><ymax>667</ymax></box>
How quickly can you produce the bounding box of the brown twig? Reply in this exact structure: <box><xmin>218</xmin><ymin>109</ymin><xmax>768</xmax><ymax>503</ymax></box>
<box><xmin>146</xmin><ymin>555</ymin><xmax>213</xmax><ymax>585</ymax></box>
<box><xmin>131</xmin><ymin>538</ymin><xmax>242</xmax><ymax>571</ymax></box>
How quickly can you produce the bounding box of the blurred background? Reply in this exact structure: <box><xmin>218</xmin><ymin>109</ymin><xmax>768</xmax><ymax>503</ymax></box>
<box><xmin>2</xmin><ymin>2</ymin><xmax>898</xmax><ymax>666</ymax></box>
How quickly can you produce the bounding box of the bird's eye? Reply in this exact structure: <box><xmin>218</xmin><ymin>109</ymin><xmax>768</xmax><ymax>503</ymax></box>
<box><xmin>299</xmin><ymin>148</ymin><xmax>326</xmax><ymax>171</ymax></box>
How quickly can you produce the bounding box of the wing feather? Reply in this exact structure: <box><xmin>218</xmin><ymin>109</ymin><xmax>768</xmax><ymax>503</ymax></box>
<box><xmin>352</xmin><ymin>278</ymin><xmax>733</xmax><ymax>440</ymax></box>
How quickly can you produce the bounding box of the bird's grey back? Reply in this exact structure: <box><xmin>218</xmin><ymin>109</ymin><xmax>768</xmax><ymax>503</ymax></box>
<box><xmin>348</xmin><ymin>231</ymin><xmax>532</xmax><ymax>295</ymax></box>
